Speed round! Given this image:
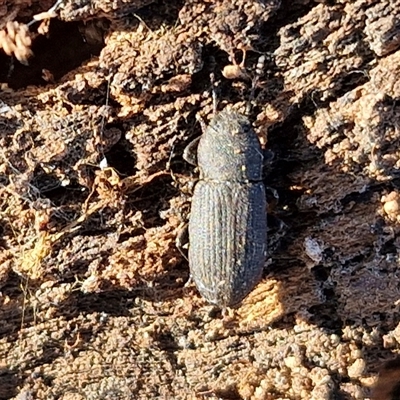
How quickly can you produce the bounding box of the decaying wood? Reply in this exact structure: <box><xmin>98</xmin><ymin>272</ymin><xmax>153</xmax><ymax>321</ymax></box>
<box><xmin>1</xmin><ymin>0</ymin><xmax>400</xmax><ymax>399</ymax></box>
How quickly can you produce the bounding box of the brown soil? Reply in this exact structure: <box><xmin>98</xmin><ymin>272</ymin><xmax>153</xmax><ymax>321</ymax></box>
<box><xmin>1</xmin><ymin>0</ymin><xmax>400</xmax><ymax>399</ymax></box>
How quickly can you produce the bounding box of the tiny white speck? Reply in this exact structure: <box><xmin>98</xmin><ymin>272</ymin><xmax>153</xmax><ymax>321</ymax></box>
<box><xmin>60</xmin><ymin>178</ymin><xmax>70</xmax><ymax>187</ymax></box>
<box><xmin>99</xmin><ymin>157</ymin><xmax>108</xmax><ymax>170</ymax></box>
<box><xmin>0</xmin><ymin>102</ymin><xmax>11</xmax><ymax>114</ymax></box>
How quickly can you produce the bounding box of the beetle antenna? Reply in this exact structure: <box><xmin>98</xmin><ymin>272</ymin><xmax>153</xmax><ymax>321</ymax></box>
<box><xmin>210</xmin><ymin>72</ymin><xmax>218</xmax><ymax>114</ymax></box>
<box><xmin>246</xmin><ymin>54</ymin><xmax>266</xmax><ymax>115</ymax></box>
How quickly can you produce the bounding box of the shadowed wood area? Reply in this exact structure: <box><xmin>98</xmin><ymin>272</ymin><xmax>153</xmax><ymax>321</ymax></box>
<box><xmin>1</xmin><ymin>0</ymin><xmax>400</xmax><ymax>399</ymax></box>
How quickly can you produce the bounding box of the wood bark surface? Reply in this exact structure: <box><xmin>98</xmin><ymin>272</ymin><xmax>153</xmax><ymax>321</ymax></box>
<box><xmin>1</xmin><ymin>1</ymin><xmax>400</xmax><ymax>399</ymax></box>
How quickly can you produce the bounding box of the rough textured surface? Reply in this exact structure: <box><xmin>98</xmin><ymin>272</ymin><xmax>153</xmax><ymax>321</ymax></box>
<box><xmin>1</xmin><ymin>0</ymin><xmax>400</xmax><ymax>399</ymax></box>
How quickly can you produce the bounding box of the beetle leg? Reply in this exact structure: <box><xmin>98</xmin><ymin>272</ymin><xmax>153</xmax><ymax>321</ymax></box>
<box><xmin>176</xmin><ymin>223</ymin><xmax>189</xmax><ymax>261</ymax></box>
<box><xmin>266</xmin><ymin>214</ymin><xmax>288</xmax><ymax>255</ymax></box>
<box><xmin>265</xmin><ymin>186</ymin><xmax>279</xmax><ymax>211</ymax></box>
<box><xmin>262</xmin><ymin>149</ymin><xmax>274</xmax><ymax>179</ymax></box>
<box><xmin>210</xmin><ymin>72</ymin><xmax>219</xmax><ymax>114</ymax></box>
<box><xmin>264</xmin><ymin>186</ymin><xmax>286</xmax><ymax>256</ymax></box>
<box><xmin>263</xmin><ymin>149</ymin><xmax>274</xmax><ymax>165</ymax></box>
<box><xmin>183</xmin><ymin>136</ymin><xmax>200</xmax><ymax>166</ymax></box>
<box><xmin>176</xmin><ymin>224</ymin><xmax>195</xmax><ymax>287</ymax></box>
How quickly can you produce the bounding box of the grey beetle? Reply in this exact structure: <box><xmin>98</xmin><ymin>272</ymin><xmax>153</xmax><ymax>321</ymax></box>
<box><xmin>184</xmin><ymin>108</ymin><xmax>267</xmax><ymax>307</ymax></box>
